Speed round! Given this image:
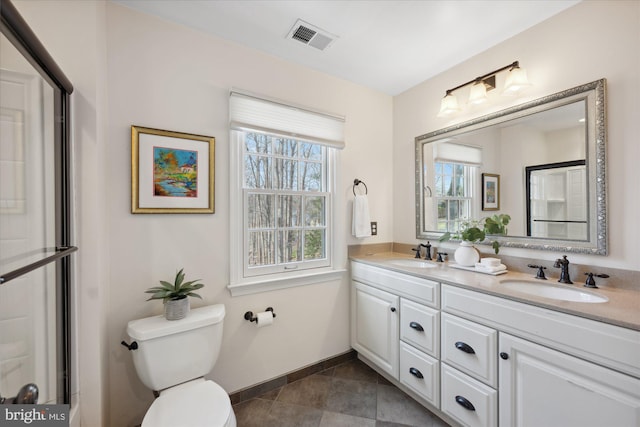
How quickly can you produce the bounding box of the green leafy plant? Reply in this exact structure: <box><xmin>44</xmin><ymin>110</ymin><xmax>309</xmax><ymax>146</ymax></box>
<box><xmin>439</xmin><ymin>214</ymin><xmax>511</xmax><ymax>254</ymax></box>
<box><xmin>145</xmin><ymin>268</ymin><xmax>204</xmax><ymax>303</ymax></box>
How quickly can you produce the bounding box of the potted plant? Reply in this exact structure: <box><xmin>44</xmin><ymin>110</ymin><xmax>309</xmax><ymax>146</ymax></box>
<box><xmin>439</xmin><ymin>214</ymin><xmax>511</xmax><ymax>266</ymax></box>
<box><xmin>145</xmin><ymin>268</ymin><xmax>204</xmax><ymax>320</ymax></box>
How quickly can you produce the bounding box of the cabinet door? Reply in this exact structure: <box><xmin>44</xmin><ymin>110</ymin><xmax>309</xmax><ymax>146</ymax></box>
<box><xmin>351</xmin><ymin>281</ymin><xmax>399</xmax><ymax>378</ymax></box>
<box><xmin>499</xmin><ymin>333</ymin><xmax>640</xmax><ymax>427</ymax></box>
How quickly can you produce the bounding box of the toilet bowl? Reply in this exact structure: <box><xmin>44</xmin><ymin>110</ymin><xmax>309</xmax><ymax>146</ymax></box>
<box><xmin>142</xmin><ymin>379</ymin><xmax>236</xmax><ymax>427</ymax></box>
<box><xmin>126</xmin><ymin>304</ymin><xmax>236</xmax><ymax>426</ymax></box>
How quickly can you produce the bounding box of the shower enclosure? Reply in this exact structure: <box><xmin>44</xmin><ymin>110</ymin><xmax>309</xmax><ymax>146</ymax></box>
<box><xmin>0</xmin><ymin>0</ymin><xmax>75</xmax><ymax>405</ymax></box>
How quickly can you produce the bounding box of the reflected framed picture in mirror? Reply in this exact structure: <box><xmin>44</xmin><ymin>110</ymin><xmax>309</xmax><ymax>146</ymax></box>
<box><xmin>482</xmin><ymin>173</ymin><xmax>500</xmax><ymax>211</ymax></box>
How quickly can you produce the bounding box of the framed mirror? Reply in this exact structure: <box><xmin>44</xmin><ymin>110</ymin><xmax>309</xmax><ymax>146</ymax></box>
<box><xmin>415</xmin><ymin>79</ymin><xmax>606</xmax><ymax>255</ymax></box>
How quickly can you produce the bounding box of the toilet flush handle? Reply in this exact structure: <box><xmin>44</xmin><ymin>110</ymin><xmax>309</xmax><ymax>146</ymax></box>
<box><xmin>121</xmin><ymin>340</ymin><xmax>138</xmax><ymax>351</ymax></box>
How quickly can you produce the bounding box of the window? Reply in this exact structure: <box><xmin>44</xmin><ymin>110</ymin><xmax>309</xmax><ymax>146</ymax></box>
<box><xmin>243</xmin><ymin>132</ymin><xmax>329</xmax><ymax>276</ymax></box>
<box><xmin>434</xmin><ymin>161</ymin><xmax>475</xmax><ymax>232</ymax></box>
<box><xmin>228</xmin><ymin>92</ymin><xmax>344</xmax><ymax>295</ymax></box>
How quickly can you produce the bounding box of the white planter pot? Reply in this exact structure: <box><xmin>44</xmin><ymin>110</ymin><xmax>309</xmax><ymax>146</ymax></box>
<box><xmin>165</xmin><ymin>297</ymin><xmax>190</xmax><ymax>320</ymax></box>
<box><xmin>454</xmin><ymin>241</ymin><xmax>480</xmax><ymax>267</ymax></box>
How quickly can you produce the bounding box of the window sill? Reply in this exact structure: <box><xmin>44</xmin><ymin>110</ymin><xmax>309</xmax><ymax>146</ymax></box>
<box><xmin>227</xmin><ymin>268</ymin><xmax>347</xmax><ymax>296</ymax></box>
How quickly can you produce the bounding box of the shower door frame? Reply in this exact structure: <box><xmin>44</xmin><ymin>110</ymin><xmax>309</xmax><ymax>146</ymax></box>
<box><xmin>0</xmin><ymin>0</ymin><xmax>75</xmax><ymax>405</ymax></box>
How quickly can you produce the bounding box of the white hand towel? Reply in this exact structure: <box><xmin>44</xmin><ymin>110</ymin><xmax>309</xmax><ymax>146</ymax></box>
<box><xmin>352</xmin><ymin>194</ymin><xmax>372</xmax><ymax>238</ymax></box>
<box><xmin>474</xmin><ymin>263</ymin><xmax>507</xmax><ymax>273</ymax></box>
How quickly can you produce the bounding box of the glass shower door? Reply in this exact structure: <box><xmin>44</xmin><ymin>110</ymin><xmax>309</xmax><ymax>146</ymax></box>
<box><xmin>0</xmin><ymin>15</ymin><xmax>74</xmax><ymax>405</ymax></box>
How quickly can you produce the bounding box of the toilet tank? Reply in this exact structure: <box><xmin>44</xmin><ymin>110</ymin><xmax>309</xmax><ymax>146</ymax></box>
<box><xmin>127</xmin><ymin>304</ymin><xmax>225</xmax><ymax>391</ymax></box>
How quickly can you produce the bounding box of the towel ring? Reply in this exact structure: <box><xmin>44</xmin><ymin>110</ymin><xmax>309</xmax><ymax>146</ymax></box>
<box><xmin>353</xmin><ymin>179</ymin><xmax>368</xmax><ymax>196</ymax></box>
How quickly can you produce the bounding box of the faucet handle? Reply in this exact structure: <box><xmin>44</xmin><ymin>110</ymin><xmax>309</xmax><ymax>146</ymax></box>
<box><xmin>436</xmin><ymin>252</ymin><xmax>447</xmax><ymax>262</ymax></box>
<box><xmin>412</xmin><ymin>245</ymin><xmax>422</xmax><ymax>259</ymax></box>
<box><xmin>527</xmin><ymin>264</ymin><xmax>547</xmax><ymax>280</ymax></box>
<box><xmin>584</xmin><ymin>272</ymin><xmax>609</xmax><ymax>289</ymax></box>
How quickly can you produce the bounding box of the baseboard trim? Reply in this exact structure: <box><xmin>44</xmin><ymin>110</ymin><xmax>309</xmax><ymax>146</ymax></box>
<box><xmin>229</xmin><ymin>349</ymin><xmax>357</xmax><ymax>405</ymax></box>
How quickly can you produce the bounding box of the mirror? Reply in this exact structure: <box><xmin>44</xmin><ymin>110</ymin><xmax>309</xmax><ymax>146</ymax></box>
<box><xmin>415</xmin><ymin>79</ymin><xmax>606</xmax><ymax>255</ymax></box>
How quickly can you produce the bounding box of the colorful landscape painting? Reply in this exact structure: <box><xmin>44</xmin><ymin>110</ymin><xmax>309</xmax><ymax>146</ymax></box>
<box><xmin>153</xmin><ymin>146</ymin><xmax>198</xmax><ymax>197</ymax></box>
<box><xmin>486</xmin><ymin>181</ymin><xmax>496</xmax><ymax>203</ymax></box>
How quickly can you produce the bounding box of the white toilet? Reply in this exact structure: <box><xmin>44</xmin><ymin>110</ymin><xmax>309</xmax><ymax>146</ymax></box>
<box><xmin>126</xmin><ymin>304</ymin><xmax>237</xmax><ymax>427</ymax></box>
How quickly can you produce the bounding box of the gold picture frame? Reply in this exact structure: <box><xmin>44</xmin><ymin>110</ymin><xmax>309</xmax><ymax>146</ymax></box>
<box><xmin>131</xmin><ymin>125</ymin><xmax>214</xmax><ymax>214</ymax></box>
<box><xmin>482</xmin><ymin>173</ymin><xmax>500</xmax><ymax>211</ymax></box>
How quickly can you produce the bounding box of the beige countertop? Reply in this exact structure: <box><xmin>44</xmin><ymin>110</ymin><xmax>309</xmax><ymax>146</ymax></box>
<box><xmin>351</xmin><ymin>252</ymin><xmax>640</xmax><ymax>332</ymax></box>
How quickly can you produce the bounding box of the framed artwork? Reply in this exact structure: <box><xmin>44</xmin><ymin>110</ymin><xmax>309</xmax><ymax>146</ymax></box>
<box><xmin>131</xmin><ymin>125</ymin><xmax>215</xmax><ymax>214</ymax></box>
<box><xmin>482</xmin><ymin>173</ymin><xmax>500</xmax><ymax>211</ymax></box>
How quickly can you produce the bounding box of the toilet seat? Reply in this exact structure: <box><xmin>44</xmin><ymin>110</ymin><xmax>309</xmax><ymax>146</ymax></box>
<box><xmin>142</xmin><ymin>379</ymin><xmax>235</xmax><ymax>427</ymax></box>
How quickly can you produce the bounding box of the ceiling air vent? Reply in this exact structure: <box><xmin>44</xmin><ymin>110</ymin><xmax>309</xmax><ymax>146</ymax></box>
<box><xmin>287</xmin><ymin>19</ymin><xmax>336</xmax><ymax>51</ymax></box>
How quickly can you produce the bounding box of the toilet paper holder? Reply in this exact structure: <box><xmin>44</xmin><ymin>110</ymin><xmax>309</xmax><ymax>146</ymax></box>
<box><xmin>244</xmin><ymin>307</ymin><xmax>276</xmax><ymax>323</ymax></box>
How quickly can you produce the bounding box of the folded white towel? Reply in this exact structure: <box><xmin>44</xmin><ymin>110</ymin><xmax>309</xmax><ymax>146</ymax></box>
<box><xmin>474</xmin><ymin>263</ymin><xmax>507</xmax><ymax>273</ymax></box>
<box><xmin>480</xmin><ymin>257</ymin><xmax>501</xmax><ymax>267</ymax></box>
<box><xmin>352</xmin><ymin>194</ymin><xmax>372</xmax><ymax>238</ymax></box>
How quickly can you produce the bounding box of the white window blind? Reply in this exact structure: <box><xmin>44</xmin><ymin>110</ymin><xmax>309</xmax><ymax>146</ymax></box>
<box><xmin>433</xmin><ymin>142</ymin><xmax>482</xmax><ymax>166</ymax></box>
<box><xmin>229</xmin><ymin>91</ymin><xmax>345</xmax><ymax>149</ymax></box>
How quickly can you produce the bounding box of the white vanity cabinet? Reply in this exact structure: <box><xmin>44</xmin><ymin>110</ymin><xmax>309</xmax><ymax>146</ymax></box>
<box><xmin>351</xmin><ymin>261</ymin><xmax>440</xmax><ymax>406</ymax></box>
<box><xmin>351</xmin><ymin>260</ymin><xmax>640</xmax><ymax>427</ymax></box>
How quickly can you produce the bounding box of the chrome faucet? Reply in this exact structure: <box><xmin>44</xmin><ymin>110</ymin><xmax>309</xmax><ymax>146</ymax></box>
<box><xmin>554</xmin><ymin>255</ymin><xmax>573</xmax><ymax>284</ymax></box>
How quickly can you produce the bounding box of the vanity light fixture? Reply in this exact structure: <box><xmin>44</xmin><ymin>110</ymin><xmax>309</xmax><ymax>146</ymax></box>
<box><xmin>437</xmin><ymin>61</ymin><xmax>531</xmax><ymax>117</ymax></box>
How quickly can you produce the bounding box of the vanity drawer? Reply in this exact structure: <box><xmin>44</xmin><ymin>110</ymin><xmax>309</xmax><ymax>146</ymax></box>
<box><xmin>400</xmin><ymin>298</ymin><xmax>439</xmax><ymax>358</ymax></box>
<box><xmin>441</xmin><ymin>313</ymin><xmax>497</xmax><ymax>387</ymax></box>
<box><xmin>351</xmin><ymin>261</ymin><xmax>439</xmax><ymax>308</ymax></box>
<box><xmin>399</xmin><ymin>341</ymin><xmax>439</xmax><ymax>407</ymax></box>
<box><xmin>441</xmin><ymin>363</ymin><xmax>497</xmax><ymax>427</ymax></box>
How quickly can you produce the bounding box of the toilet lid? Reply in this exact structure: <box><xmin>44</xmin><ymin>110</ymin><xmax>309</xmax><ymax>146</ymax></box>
<box><xmin>142</xmin><ymin>380</ymin><xmax>232</xmax><ymax>427</ymax></box>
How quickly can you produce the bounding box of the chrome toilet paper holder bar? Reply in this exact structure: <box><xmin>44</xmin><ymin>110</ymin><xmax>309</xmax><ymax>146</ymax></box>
<box><xmin>244</xmin><ymin>307</ymin><xmax>276</xmax><ymax>323</ymax></box>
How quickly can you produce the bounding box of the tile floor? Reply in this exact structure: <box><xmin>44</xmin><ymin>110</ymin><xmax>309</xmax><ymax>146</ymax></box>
<box><xmin>233</xmin><ymin>359</ymin><xmax>451</xmax><ymax>427</ymax></box>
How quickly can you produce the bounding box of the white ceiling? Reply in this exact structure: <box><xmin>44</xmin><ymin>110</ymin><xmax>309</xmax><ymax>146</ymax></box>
<box><xmin>113</xmin><ymin>0</ymin><xmax>580</xmax><ymax>96</ymax></box>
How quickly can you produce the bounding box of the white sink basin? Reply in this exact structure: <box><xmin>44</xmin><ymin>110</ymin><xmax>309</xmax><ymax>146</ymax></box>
<box><xmin>500</xmin><ymin>280</ymin><xmax>608</xmax><ymax>303</ymax></box>
<box><xmin>384</xmin><ymin>259</ymin><xmax>437</xmax><ymax>269</ymax></box>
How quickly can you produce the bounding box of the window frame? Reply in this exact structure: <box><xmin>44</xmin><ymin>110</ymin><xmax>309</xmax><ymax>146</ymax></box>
<box><xmin>229</xmin><ymin>129</ymin><xmax>343</xmax><ymax>296</ymax></box>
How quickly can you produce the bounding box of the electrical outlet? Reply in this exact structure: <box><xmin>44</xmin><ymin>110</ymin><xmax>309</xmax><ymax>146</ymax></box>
<box><xmin>370</xmin><ymin>222</ymin><xmax>378</xmax><ymax>235</ymax></box>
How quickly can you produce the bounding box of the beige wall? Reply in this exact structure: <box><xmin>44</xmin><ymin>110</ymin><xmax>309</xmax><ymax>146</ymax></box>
<box><xmin>394</xmin><ymin>0</ymin><xmax>640</xmax><ymax>271</ymax></box>
<box><xmin>105</xmin><ymin>2</ymin><xmax>393</xmax><ymax>425</ymax></box>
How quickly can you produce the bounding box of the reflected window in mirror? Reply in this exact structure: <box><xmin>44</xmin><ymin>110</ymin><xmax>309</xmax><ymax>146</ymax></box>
<box><xmin>433</xmin><ymin>161</ymin><xmax>475</xmax><ymax>233</ymax></box>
